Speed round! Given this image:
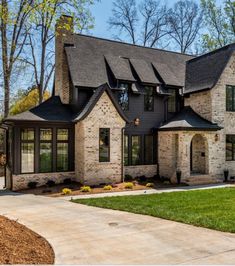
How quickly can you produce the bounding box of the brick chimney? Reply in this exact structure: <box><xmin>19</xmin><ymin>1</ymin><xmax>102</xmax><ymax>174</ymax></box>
<box><xmin>55</xmin><ymin>15</ymin><xmax>74</xmax><ymax>104</ymax></box>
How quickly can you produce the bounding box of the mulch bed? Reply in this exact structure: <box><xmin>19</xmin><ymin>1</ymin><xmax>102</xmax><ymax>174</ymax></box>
<box><xmin>0</xmin><ymin>216</ymin><xmax>54</xmax><ymax>264</ymax></box>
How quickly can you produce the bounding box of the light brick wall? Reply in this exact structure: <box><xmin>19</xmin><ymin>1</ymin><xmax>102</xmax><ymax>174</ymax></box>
<box><xmin>75</xmin><ymin>91</ymin><xmax>126</xmax><ymax>185</ymax></box>
<box><xmin>124</xmin><ymin>165</ymin><xmax>157</xmax><ymax>178</ymax></box>
<box><xmin>12</xmin><ymin>172</ymin><xmax>75</xmax><ymax>191</ymax></box>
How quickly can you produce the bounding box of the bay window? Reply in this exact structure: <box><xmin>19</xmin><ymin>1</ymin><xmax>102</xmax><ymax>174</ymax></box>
<box><xmin>57</xmin><ymin>129</ymin><xmax>69</xmax><ymax>171</ymax></box>
<box><xmin>21</xmin><ymin>129</ymin><xmax>35</xmax><ymax>173</ymax></box>
<box><xmin>39</xmin><ymin>129</ymin><xmax>52</xmax><ymax>173</ymax></box>
<box><xmin>131</xmin><ymin>135</ymin><xmax>141</xmax><ymax>165</ymax></box>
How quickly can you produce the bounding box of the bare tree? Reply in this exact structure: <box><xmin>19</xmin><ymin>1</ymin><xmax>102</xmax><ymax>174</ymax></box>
<box><xmin>166</xmin><ymin>0</ymin><xmax>203</xmax><ymax>53</ymax></box>
<box><xmin>0</xmin><ymin>0</ymin><xmax>33</xmax><ymax>118</ymax></box>
<box><xmin>24</xmin><ymin>0</ymin><xmax>97</xmax><ymax>104</ymax></box>
<box><xmin>108</xmin><ymin>0</ymin><xmax>168</xmax><ymax>47</ymax></box>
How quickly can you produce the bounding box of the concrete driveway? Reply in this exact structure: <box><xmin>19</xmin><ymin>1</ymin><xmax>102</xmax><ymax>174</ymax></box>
<box><xmin>0</xmin><ymin>193</ymin><xmax>235</xmax><ymax>264</ymax></box>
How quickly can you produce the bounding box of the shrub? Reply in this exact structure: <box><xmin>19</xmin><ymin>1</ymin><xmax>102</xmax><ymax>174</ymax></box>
<box><xmin>62</xmin><ymin>188</ymin><xmax>72</xmax><ymax>195</ymax></box>
<box><xmin>124</xmin><ymin>182</ymin><xmax>134</xmax><ymax>189</ymax></box>
<box><xmin>137</xmin><ymin>175</ymin><xmax>147</xmax><ymax>182</ymax></box>
<box><xmin>124</xmin><ymin>174</ymin><xmax>133</xmax><ymax>181</ymax></box>
<box><xmin>146</xmin><ymin>182</ymin><xmax>154</xmax><ymax>188</ymax></box>
<box><xmin>80</xmin><ymin>186</ymin><xmax>91</xmax><ymax>192</ymax></box>
<box><xmin>27</xmin><ymin>181</ymin><xmax>38</xmax><ymax>189</ymax></box>
<box><xmin>103</xmin><ymin>185</ymin><xmax>112</xmax><ymax>191</ymax></box>
<box><xmin>46</xmin><ymin>180</ymin><xmax>56</xmax><ymax>187</ymax></box>
<box><xmin>63</xmin><ymin>178</ymin><xmax>72</xmax><ymax>185</ymax></box>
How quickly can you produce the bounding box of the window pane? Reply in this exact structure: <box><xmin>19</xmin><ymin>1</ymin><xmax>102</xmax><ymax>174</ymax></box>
<box><xmin>226</xmin><ymin>135</ymin><xmax>235</xmax><ymax>161</ymax></box>
<box><xmin>57</xmin><ymin>129</ymin><xmax>69</xmax><ymax>141</ymax></box>
<box><xmin>57</xmin><ymin>143</ymin><xmax>68</xmax><ymax>171</ymax></box>
<box><xmin>145</xmin><ymin>135</ymin><xmax>154</xmax><ymax>164</ymax></box>
<box><xmin>99</xmin><ymin>128</ymin><xmax>110</xmax><ymax>162</ymax></box>
<box><xmin>131</xmin><ymin>136</ymin><xmax>141</xmax><ymax>165</ymax></box>
<box><xmin>21</xmin><ymin>143</ymin><xmax>34</xmax><ymax>173</ymax></box>
<box><xmin>21</xmin><ymin>128</ymin><xmax>34</xmax><ymax>141</ymax></box>
<box><xmin>40</xmin><ymin>143</ymin><xmax>52</xmax><ymax>172</ymax></box>
<box><xmin>226</xmin><ymin>86</ymin><xmax>233</xmax><ymax>111</ymax></box>
<box><xmin>168</xmin><ymin>89</ymin><xmax>176</xmax><ymax>113</ymax></box>
<box><xmin>118</xmin><ymin>83</ymin><xmax>129</xmax><ymax>111</ymax></box>
<box><xmin>124</xmin><ymin>135</ymin><xmax>129</xmax><ymax>166</ymax></box>
<box><xmin>40</xmin><ymin>129</ymin><xmax>52</xmax><ymax>141</ymax></box>
<box><xmin>144</xmin><ymin>86</ymin><xmax>154</xmax><ymax>111</ymax></box>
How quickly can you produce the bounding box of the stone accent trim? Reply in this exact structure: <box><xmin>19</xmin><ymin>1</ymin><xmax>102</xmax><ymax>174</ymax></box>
<box><xmin>12</xmin><ymin>172</ymin><xmax>75</xmax><ymax>191</ymax></box>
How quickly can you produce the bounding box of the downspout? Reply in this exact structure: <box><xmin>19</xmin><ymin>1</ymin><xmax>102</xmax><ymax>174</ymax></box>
<box><xmin>121</xmin><ymin>127</ymin><xmax>125</xmax><ymax>183</ymax></box>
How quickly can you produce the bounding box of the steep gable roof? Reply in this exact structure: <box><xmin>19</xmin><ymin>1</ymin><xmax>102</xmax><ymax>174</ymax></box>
<box><xmin>65</xmin><ymin>34</ymin><xmax>194</xmax><ymax>88</ymax></box>
<box><xmin>185</xmin><ymin>43</ymin><xmax>235</xmax><ymax>94</ymax></box>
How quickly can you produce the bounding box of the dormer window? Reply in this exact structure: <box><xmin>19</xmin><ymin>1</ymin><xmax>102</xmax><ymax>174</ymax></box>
<box><xmin>167</xmin><ymin>89</ymin><xmax>176</xmax><ymax>113</ymax></box>
<box><xmin>144</xmin><ymin>86</ymin><xmax>154</xmax><ymax>111</ymax></box>
<box><xmin>118</xmin><ymin>83</ymin><xmax>129</xmax><ymax>111</ymax></box>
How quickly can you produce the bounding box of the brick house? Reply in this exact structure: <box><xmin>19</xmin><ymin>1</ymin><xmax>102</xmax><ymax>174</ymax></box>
<box><xmin>2</xmin><ymin>15</ymin><xmax>235</xmax><ymax>190</ymax></box>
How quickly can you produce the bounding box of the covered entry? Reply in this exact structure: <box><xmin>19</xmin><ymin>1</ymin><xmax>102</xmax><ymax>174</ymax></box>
<box><xmin>158</xmin><ymin>106</ymin><xmax>222</xmax><ymax>182</ymax></box>
<box><xmin>190</xmin><ymin>134</ymin><xmax>208</xmax><ymax>174</ymax></box>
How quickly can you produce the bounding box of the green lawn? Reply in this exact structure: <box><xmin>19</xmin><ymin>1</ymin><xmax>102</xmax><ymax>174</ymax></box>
<box><xmin>72</xmin><ymin>188</ymin><xmax>235</xmax><ymax>233</ymax></box>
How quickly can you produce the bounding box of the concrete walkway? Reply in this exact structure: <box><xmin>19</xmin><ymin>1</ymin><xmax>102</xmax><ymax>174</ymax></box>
<box><xmin>64</xmin><ymin>183</ymin><xmax>233</xmax><ymax>200</ymax></box>
<box><xmin>1</xmin><ymin>192</ymin><xmax>235</xmax><ymax>264</ymax></box>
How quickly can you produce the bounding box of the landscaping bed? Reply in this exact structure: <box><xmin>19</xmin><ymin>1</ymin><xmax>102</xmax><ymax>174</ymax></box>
<box><xmin>72</xmin><ymin>187</ymin><xmax>235</xmax><ymax>233</ymax></box>
<box><xmin>19</xmin><ymin>178</ymin><xmax>186</xmax><ymax>197</ymax></box>
<box><xmin>0</xmin><ymin>215</ymin><xmax>54</xmax><ymax>264</ymax></box>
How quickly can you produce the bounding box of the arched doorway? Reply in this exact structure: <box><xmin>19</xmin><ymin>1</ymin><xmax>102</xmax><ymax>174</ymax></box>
<box><xmin>190</xmin><ymin>134</ymin><xmax>208</xmax><ymax>175</ymax></box>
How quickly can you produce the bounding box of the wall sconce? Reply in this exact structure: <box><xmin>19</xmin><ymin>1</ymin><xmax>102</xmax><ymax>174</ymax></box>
<box><xmin>134</xmin><ymin>118</ymin><xmax>140</xmax><ymax>126</ymax></box>
<box><xmin>215</xmin><ymin>134</ymin><xmax>219</xmax><ymax>142</ymax></box>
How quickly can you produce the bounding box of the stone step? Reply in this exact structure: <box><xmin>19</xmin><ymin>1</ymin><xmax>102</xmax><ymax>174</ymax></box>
<box><xmin>185</xmin><ymin>175</ymin><xmax>221</xmax><ymax>185</ymax></box>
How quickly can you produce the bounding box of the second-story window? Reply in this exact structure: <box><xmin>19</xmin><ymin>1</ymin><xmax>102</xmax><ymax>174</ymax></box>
<box><xmin>118</xmin><ymin>83</ymin><xmax>129</xmax><ymax>111</ymax></box>
<box><xmin>168</xmin><ymin>89</ymin><xmax>176</xmax><ymax>113</ymax></box>
<box><xmin>226</xmin><ymin>85</ymin><xmax>235</xmax><ymax>111</ymax></box>
<box><xmin>144</xmin><ymin>86</ymin><xmax>154</xmax><ymax>111</ymax></box>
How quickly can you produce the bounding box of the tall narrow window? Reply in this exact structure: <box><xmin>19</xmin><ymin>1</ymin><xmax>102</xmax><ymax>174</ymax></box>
<box><xmin>168</xmin><ymin>89</ymin><xmax>176</xmax><ymax>113</ymax></box>
<box><xmin>226</xmin><ymin>135</ymin><xmax>235</xmax><ymax>161</ymax></box>
<box><xmin>144</xmin><ymin>86</ymin><xmax>154</xmax><ymax>111</ymax></box>
<box><xmin>131</xmin><ymin>136</ymin><xmax>141</xmax><ymax>165</ymax></box>
<box><xmin>57</xmin><ymin>129</ymin><xmax>69</xmax><ymax>171</ymax></box>
<box><xmin>144</xmin><ymin>135</ymin><xmax>154</xmax><ymax>164</ymax></box>
<box><xmin>21</xmin><ymin>128</ymin><xmax>34</xmax><ymax>173</ymax></box>
<box><xmin>99</xmin><ymin>128</ymin><xmax>110</xmax><ymax>162</ymax></box>
<box><xmin>124</xmin><ymin>135</ymin><xmax>129</xmax><ymax>166</ymax></box>
<box><xmin>118</xmin><ymin>83</ymin><xmax>129</xmax><ymax>111</ymax></box>
<box><xmin>226</xmin><ymin>85</ymin><xmax>235</xmax><ymax>111</ymax></box>
<box><xmin>39</xmin><ymin>129</ymin><xmax>52</xmax><ymax>173</ymax></box>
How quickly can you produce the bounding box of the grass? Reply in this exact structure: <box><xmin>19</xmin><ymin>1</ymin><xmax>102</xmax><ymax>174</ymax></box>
<box><xmin>72</xmin><ymin>187</ymin><xmax>235</xmax><ymax>233</ymax></box>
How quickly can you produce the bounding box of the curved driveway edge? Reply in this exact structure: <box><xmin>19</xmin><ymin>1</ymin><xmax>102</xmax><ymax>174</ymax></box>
<box><xmin>1</xmin><ymin>193</ymin><xmax>235</xmax><ymax>264</ymax></box>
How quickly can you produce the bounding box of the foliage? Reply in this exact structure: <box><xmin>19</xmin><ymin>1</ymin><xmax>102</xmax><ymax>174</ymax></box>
<box><xmin>46</xmin><ymin>180</ymin><xmax>56</xmax><ymax>187</ymax></box>
<box><xmin>80</xmin><ymin>185</ymin><xmax>91</xmax><ymax>192</ymax></box>
<box><xmin>63</xmin><ymin>178</ymin><xmax>72</xmax><ymax>185</ymax></box>
<box><xmin>73</xmin><ymin>188</ymin><xmax>235</xmax><ymax>233</ymax></box>
<box><xmin>103</xmin><ymin>185</ymin><xmax>113</xmax><ymax>191</ymax></box>
<box><xmin>62</xmin><ymin>188</ymin><xmax>72</xmax><ymax>195</ymax></box>
<box><xmin>124</xmin><ymin>174</ymin><xmax>133</xmax><ymax>182</ymax></box>
<box><xmin>27</xmin><ymin>181</ymin><xmax>38</xmax><ymax>189</ymax></box>
<box><xmin>201</xmin><ymin>0</ymin><xmax>235</xmax><ymax>51</ymax></box>
<box><xmin>124</xmin><ymin>182</ymin><xmax>134</xmax><ymax>189</ymax></box>
<box><xmin>9</xmin><ymin>87</ymin><xmax>50</xmax><ymax>115</ymax></box>
<box><xmin>146</xmin><ymin>183</ymin><xmax>154</xmax><ymax>188</ymax></box>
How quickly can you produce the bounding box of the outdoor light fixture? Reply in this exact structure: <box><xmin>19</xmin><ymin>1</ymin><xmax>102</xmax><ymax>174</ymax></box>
<box><xmin>215</xmin><ymin>134</ymin><xmax>219</xmax><ymax>142</ymax></box>
<box><xmin>134</xmin><ymin>118</ymin><xmax>140</xmax><ymax>126</ymax></box>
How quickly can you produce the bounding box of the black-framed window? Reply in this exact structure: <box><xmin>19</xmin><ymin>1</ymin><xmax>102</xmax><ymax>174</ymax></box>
<box><xmin>99</xmin><ymin>128</ymin><xmax>110</xmax><ymax>162</ymax></box>
<box><xmin>226</xmin><ymin>85</ymin><xmax>235</xmax><ymax>111</ymax></box>
<box><xmin>56</xmin><ymin>129</ymin><xmax>69</xmax><ymax>171</ymax></box>
<box><xmin>168</xmin><ymin>89</ymin><xmax>176</xmax><ymax>113</ymax></box>
<box><xmin>226</xmin><ymin>135</ymin><xmax>235</xmax><ymax>161</ymax></box>
<box><xmin>118</xmin><ymin>83</ymin><xmax>129</xmax><ymax>111</ymax></box>
<box><xmin>39</xmin><ymin>128</ymin><xmax>52</xmax><ymax>173</ymax></box>
<box><xmin>21</xmin><ymin>128</ymin><xmax>35</xmax><ymax>173</ymax></box>
<box><xmin>144</xmin><ymin>135</ymin><xmax>154</xmax><ymax>164</ymax></box>
<box><xmin>144</xmin><ymin>86</ymin><xmax>154</xmax><ymax>111</ymax></box>
<box><xmin>131</xmin><ymin>135</ymin><xmax>141</xmax><ymax>165</ymax></box>
<box><xmin>124</xmin><ymin>135</ymin><xmax>129</xmax><ymax>166</ymax></box>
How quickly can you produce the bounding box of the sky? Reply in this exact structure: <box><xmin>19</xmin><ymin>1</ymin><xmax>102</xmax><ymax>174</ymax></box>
<box><xmin>90</xmin><ymin>0</ymin><xmax>224</xmax><ymax>40</ymax></box>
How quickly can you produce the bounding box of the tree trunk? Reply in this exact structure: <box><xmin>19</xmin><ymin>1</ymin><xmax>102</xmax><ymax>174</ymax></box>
<box><xmin>3</xmin><ymin>78</ymin><xmax>10</xmax><ymax>118</ymax></box>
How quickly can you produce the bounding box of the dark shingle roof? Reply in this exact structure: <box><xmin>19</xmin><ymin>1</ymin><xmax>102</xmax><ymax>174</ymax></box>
<box><xmin>185</xmin><ymin>44</ymin><xmax>235</xmax><ymax>94</ymax></box>
<box><xmin>4</xmin><ymin>97</ymin><xmax>74</xmax><ymax>123</ymax></box>
<box><xmin>65</xmin><ymin>34</ymin><xmax>194</xmax><ymax>88</ymax></box>
<box><xmin>74</xmin><ymin>83</ymin><xmax>130</xmax><ymax>122</ymax></box>
<box><xmin>159</xmin><ymin>106</ymin><xmax>222</xmax><ymax>131</ymax></box>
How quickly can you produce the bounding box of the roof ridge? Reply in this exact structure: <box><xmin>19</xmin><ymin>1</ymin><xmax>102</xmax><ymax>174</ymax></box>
<box><xmin>73</xmin><ymin>33</ymin><xmax>195</xmax><ymax>58</ymax></box>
